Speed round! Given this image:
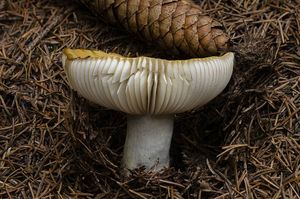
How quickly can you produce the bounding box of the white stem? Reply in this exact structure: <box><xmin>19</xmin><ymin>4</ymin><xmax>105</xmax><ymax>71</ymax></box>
<box><xmin>122</xmin><ymin>115</ymin><xmax>174</xmax><ymax>172</ymax></box>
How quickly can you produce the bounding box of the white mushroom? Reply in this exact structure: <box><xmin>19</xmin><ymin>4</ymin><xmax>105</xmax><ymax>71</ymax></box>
<box><xmin>62</xmin><ymin>48</ymin><xmax>234</xmax><ymax>172</ymax></box>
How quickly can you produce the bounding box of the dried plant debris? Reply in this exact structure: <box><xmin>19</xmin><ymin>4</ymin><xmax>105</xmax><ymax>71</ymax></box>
<box><xmin>1</xmin><ymin>0</ymin><xmax>300</xmax><ymax>198</ymax></box>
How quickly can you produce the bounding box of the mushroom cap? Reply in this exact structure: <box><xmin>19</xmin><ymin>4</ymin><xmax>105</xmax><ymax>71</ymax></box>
<box><xmin>62</xmin><ymin>49</ymin><xmax>234</xmax><ymax>115</ymax></box>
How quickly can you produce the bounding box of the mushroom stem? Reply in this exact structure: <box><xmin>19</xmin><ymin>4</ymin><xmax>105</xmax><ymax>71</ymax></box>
<box><xmin>123</xmin><ymin>114</ymin><xmax>174</xmax><ymax>172</ymax></box>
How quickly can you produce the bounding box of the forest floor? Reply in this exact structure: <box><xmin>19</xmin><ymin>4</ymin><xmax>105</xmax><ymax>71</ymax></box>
<box><xmin>1</xmin><ymin>0</ymin><xmax>300</xmax><ymax>198</ymax></box>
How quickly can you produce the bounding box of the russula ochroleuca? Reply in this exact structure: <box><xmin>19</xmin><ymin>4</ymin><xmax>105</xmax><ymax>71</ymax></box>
<box><xmin>62</xmin><ymin>48</ymin><xmax>234</xmax><ymax>172</ymax></box>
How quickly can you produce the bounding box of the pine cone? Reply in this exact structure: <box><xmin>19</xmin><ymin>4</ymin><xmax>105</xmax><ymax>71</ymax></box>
<box><xmin>78</xmin><ymin>0</ymin><xmax>229</xmax><ymax>57</ymax></box>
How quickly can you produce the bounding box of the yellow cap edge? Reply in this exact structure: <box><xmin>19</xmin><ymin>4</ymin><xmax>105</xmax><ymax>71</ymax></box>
<box><xmin>63</xmin><ymin>48</ymin><xmax>234</xmax><ymax>62</ymax></box>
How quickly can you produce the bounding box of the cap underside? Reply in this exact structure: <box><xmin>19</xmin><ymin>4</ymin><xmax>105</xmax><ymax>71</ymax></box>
<box><xmin>63</xmin><ymin>49</ymin><xmax>234</xmax><ymax>114</ymax></box>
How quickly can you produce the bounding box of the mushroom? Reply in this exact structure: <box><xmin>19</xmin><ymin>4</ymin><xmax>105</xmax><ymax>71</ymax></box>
<box><xmin>62</xmin><ymin>48</ymin><xmax>234</xmax><ymax>172</ymax></box>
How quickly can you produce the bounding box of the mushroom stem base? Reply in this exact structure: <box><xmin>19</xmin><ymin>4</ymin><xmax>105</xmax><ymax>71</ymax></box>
<box><xmin>123</xmin><ymin>115</ymin><xmax>174</xmax><ymax>172</ymax></box>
